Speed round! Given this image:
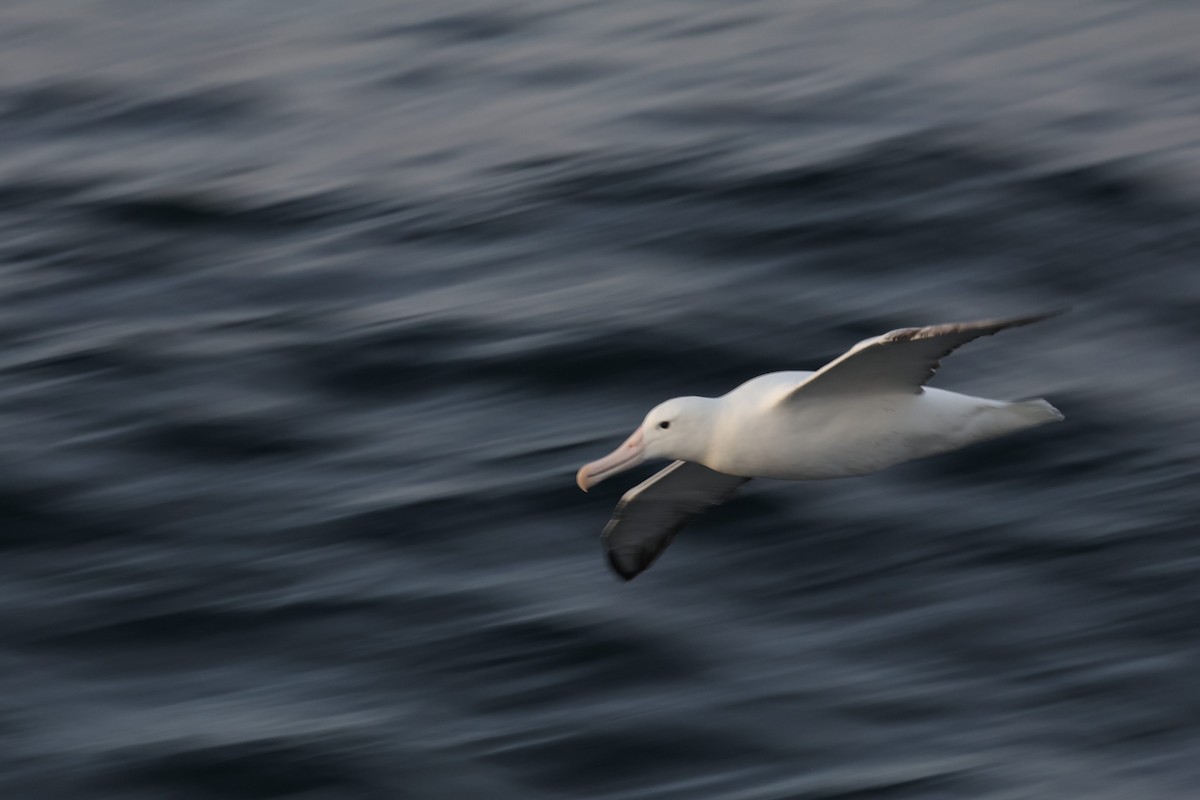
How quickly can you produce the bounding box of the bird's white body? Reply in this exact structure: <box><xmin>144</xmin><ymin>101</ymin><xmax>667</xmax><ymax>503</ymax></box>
<box><xmin>575</xmin><ymin>312</ymin><xmax>1066</xmax><ymax>581</ymax></box>
<box><xmin>698</xmin><ymin>371</ymin><xmax>1060</xmax><ymax>480</ymax></box>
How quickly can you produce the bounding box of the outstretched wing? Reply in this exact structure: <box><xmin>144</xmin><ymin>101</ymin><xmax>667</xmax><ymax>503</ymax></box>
<box><xmin>781</xmin><ymin>310</ymin><xmax>1064</xmax><ymax>402</ymax></box>
<box><xmin>601</xmin><ymin>461</ymin><xmax>749</xmax><ymax>581</ymax></box>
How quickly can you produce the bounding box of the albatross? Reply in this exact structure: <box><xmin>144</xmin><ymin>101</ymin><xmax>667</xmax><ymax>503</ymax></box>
<box><xmin>576</xmin><ymin>311</ymin><xmax>1065</xmax><ymax>581</ymax></box>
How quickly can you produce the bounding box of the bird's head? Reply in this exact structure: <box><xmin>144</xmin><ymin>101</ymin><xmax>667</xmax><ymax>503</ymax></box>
<box><xmin>576</xmin><ymin>396</ymin><xmax>712</xmax><ymax>491</ymax></box>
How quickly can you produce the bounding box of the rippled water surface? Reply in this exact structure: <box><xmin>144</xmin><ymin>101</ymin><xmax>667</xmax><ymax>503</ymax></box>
<box><xmin>2</xmin><ymin>2</ymin><xmax>1199</xmax><ymax>798</ymax></box>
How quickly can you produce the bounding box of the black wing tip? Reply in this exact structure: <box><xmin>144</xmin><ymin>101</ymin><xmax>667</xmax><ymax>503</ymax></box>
<box><xmin>606</xmin><ymin>548</ymin><xmax>647</xmax><ymax>581</ymax></box>
<box><xmin>958</xmin><ymin>307</ymin><xmax>1071</xmax><ymax>330</ymax></box>
<box><xmin>1016</xmin><ymin>306</ymin><xmax>1070</xmax><ymax>324</ymax></box>
<box><xmin>982</xmin><ymin>307</ymin><xmax>1070</xmax><ymax>335</ymax></box>
<box><xmin>975</xmin><ymin>307</ymin><xmax>1069</xmax><ymax>323</ymax></box>
<box><xmin>971</xmin><ymin>307</ymin><xmax>1069</xmax><ymax>335</ymax></box>
<box><xmin>889</xmin><ymin>307</ymin><xmax>1070</xmax><ymax>343</ymax></box>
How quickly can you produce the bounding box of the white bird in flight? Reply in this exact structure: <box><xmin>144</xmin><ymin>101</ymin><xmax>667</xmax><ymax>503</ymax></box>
<box><xmin>576</xmin><ymin>312</ymin><xmax>1065</xmax><ymax>581</ymax></box>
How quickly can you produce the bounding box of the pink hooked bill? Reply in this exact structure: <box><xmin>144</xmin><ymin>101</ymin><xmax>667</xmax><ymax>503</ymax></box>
<box><xmin>576</xmin><ymin>426</ymin><xmax>646</xmax><ymax>491</ymax></box>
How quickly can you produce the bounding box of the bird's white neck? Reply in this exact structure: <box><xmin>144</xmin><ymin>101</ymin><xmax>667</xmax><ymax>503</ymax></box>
<box><xmin>662</xmin><ymin>397</ymin><xmax>721</xmax><ymax>465</ymax></box>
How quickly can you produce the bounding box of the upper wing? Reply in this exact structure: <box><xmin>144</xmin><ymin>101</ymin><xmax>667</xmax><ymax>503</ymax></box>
<box><xmin>780</xmin><ymin>310</ymin><xmax>1064</xmax><ymax>402</ymax></box>
<box><xmin>601</xmin><ymin>461</ymin><xmax>749</xmax><ymax>581</ymax></box>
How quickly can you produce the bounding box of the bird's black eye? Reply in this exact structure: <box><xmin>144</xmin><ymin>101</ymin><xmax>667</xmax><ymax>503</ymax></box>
<box><xmin>658</xmin><ymin>421</ymin><xmax>670</xmax><ymax>429</ymax></box>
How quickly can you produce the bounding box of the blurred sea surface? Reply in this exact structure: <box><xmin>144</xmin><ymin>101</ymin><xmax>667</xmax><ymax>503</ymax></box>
<box><xmin>1</xmin><ymin>1</ymin><xmax>1199</xmax><ymax>798</ymax></box>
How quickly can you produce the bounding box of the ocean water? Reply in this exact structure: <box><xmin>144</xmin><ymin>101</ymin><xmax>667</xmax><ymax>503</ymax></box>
<box><xmin>2</xmin><ymin>2</ymin><xmax>1199</xmax><ymax>798</ymax></box>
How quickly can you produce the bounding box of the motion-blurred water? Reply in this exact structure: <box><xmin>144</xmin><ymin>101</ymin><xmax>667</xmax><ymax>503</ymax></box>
<box><xmin>2</xmin><ymin>2</ymin><xmax>1199</xmax><ymax>798</ymax></box>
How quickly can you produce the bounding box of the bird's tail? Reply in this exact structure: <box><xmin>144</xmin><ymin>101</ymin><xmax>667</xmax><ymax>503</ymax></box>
<box><xmin>1005</xmin><ymin>397</ymin><xmax>1064</xmax><ymax>427</ymax></box>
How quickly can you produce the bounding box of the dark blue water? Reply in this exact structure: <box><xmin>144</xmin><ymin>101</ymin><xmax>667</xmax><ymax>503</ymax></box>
<box><xmin>2</xmin><ymin>2</ymin><xmax>1199</xmax><ymax>798</ymax></box>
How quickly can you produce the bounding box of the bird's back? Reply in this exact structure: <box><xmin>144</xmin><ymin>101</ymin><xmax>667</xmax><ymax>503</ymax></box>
<box><xmin>708</xmin><ymin>377</ymin><xmax>1034</xmax><ymax>481</ymax></box>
